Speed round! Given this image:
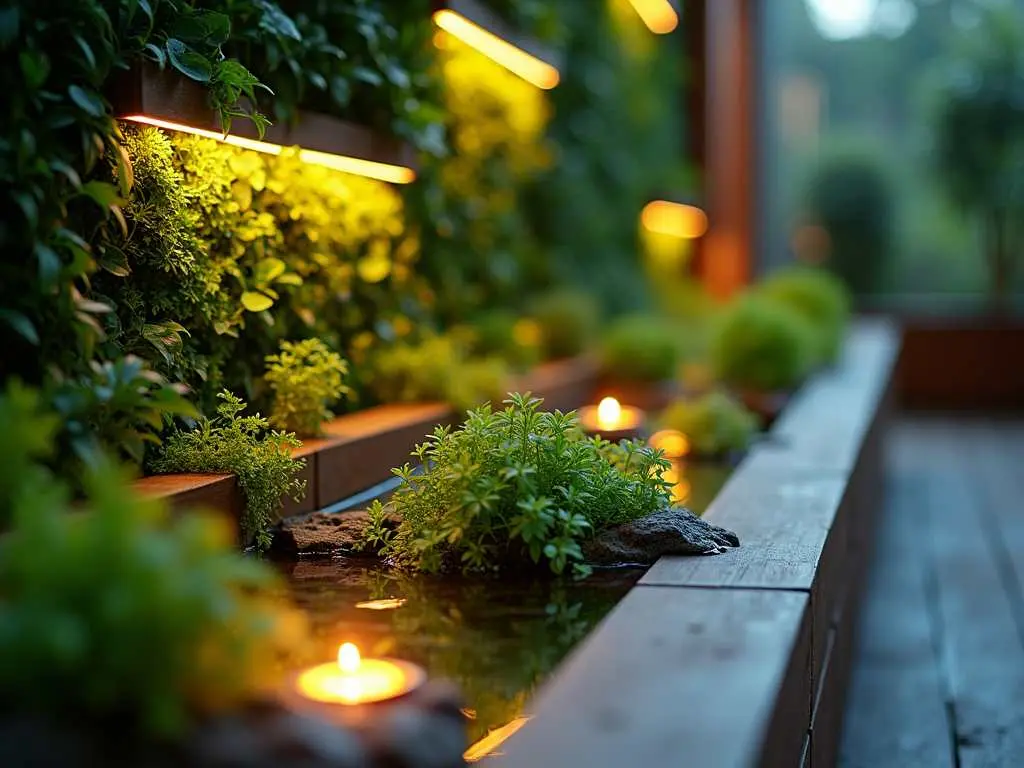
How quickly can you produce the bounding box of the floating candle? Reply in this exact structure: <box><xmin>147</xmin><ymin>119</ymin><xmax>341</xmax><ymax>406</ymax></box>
<box><xmin>294</xmin><ymin>643</ymin><xmax>425</xmax><ymax>706</ymax></box>
<box><xmin>578</xmin><ymin>397</ymin><xmax>646</xmax><ymax>441</ymax></box>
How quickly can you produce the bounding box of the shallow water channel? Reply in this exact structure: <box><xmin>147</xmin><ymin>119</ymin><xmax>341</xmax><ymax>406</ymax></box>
<box><xmin>275</xmin><ymin>459</ymin><xmax>732</xmax><ymax>757</ymax></box>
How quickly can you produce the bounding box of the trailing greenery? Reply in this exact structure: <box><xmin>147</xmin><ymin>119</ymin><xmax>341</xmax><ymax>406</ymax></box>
<box><xmin>600</xmin><ymin>314</ymin><xmax>679</xmax><ymax>383</ymax></box>
<box><xmin>264</xmin><ymin>338</ymin><xmax>349</xmax><ymax>436</ymax></box>
<box><xmin>154</xmin><ymin>392</ymin><xmax>305</xmax><ymax>549</ymax></box>
<box><xmin>0</xmin><ymin>382</ymin><xmax>303</xmax><ymax>740</ymax></box>
<box><xmin>529</xmin><ymin>288</ymin><xmax>601</xmax><ymax>361</ymax></box>
<box><xmin>369</xmin><ymin>335</ymin><xmax>511</xmax><ymax>413</ymax></box>
<box><xmin>367</xmin><ymin>393</ymin><xmax>673</xmax><ymax>575</ymax></box>
<box><xmin>757</xmin><ymin>266</ymin><xmax>851</xmax><ymax>365</ymax></box>
<box><xmin>710</xmin><ymin>295</ymin><xmax>816</xmax><ymax>393</ymax></box>
<box><xmin>658</xmin><ymin>391</ymin><xmax>758</xmax><ymax>459</ymax></box>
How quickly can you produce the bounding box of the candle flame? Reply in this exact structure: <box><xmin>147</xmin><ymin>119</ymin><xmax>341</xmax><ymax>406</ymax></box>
<box><xmin>597</xmin><ymin>397</ymin><xmax>622</xmax><ymax>430</ymax></box>
<box><xmin>338</xmin><ymin>642</ymin><xmax>361</xmax><ymax>674</ymax></box>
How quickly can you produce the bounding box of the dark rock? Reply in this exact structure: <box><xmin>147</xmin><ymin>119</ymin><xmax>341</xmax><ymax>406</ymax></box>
<box><xmin>583</xmin><ymin>507</ymin><xmax>740</xmax><ymax>565</ymax></box>
<box><xmin>271</xmin><ymin>510</ymin><xmax>399</xmax><ymax>556</ymax></box>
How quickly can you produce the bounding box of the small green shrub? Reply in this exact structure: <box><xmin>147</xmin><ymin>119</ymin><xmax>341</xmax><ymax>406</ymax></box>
<box><xmin>529</xmin><ymin>289</ymin><xmax>601</xmax><ymax>360</ymax></box>
<box><xmin>369</xmin><ymin>393</ymin><xmax>672</xmax><ymax>575</ymax></box>
<box><xmin>600</xmin><ymin>314</ymin><xmax>679</xmax><ymax>382</ymax></box>
<box><xmin>0</xmin><ymin>385</ymin><xmax>301</xmax><ymax>741</ymax></box>
<box><xmin>370</xmin><ymin>335</ymin><xmax>511</xmax><ymax>413</ymax></box>
<box><xmin>264</xmin><ymin>339</ymin><xmax>349</xmax><ymax>436</ymax></box>
<box><xmin>464</xmin><ymin>310</ymin><xmax>542</xmax><ymax>372</ymax></box>
<box><xmin>757</xmin><ymin>266</ymin><xmax>851</xmax><ymax>365</ymax></box>
<box><xmin>658</xmin><ymin>391</ymin><xmax>758</xmax><ymax>458</ymax></box>
<box><xmin>711</xmin><ymin>295</ymin><xmax>816</xmax><ymax>393</ymax></box>
<box><xmin>154</xmin><ymin>392</ymin><xmax>306</xmax><ymax>549</ymax></box>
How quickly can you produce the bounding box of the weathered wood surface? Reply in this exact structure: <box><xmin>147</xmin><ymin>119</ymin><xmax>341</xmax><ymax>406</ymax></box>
<box><xmin>495</xmin><ymin>588</ymin><xmax>810</xmax><ymax>768</ymax></box>
<box><xmin>840</xmin><ymin>418</ymin><xmax>1024</xmax><ymax>767</ymax></box>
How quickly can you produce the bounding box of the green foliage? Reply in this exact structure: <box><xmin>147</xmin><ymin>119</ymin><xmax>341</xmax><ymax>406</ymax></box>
<box><xmin>0</xmin><ymin>381</ymin><xmax>60</xmax><ymax>528</ymax></box>
<box><xmin>369</xmin><ymin>335</ymin><xmax>511</xmax><ymax>413</ymax></box>
<box><xmin>373</xmin><ymin>393</ymin><xmax>673</xmax><ymax>575</ymax></box>
<box><xmin>600</xmin><ymin>314</ymin><xmax>679</xmax><ymax>383</ymax></box>
<box><xmin>462</xmin><ymin>310</ymin><xmax>542</xmax><ymax>372</ymax></box>
<box><xmin>658</xmin><ymin>391</ymin><xmax>758</xmax><ymax>458</ymax></box>
<box><xmin>529</xmin><ymin>288</ymin><xmax>601</xmax><ymax>360</ymax></box>
<box><xmin>710</xmin><ymin>295</ymin><xmax>816</xmax><ymax>393</ymax></box>
<box><xmin>757</xmin><ymin>266</ymin><xmax>851</xmax><ymax>365</ymax></box>
<box><xmin>154</xmin><ymin>392</ymin><xmax>305</xmax><ymax>549</ymax></box>
<box><xmin>803</xmin><ymin>142</ymin><xmax>896</xmax><ymax>294</ymax></box>
<box><xmin>264</xmin><ymin>338</ymin><xmax>349</xmax><ymax>436</ymax></box>
<box><xmin>930</xmin><ymin>3</ymin><xmax>1024</xmax><ymax>306</ymax></box>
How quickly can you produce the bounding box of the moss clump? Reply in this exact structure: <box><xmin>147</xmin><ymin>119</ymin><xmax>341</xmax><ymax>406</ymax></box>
<box><xmin>710</xmin><ymin>295</ymin><xmax>816</xmax><ymax>392</ymax></box>
<box><xmin>757</xmin><ymin>266</ymin><xmax>851</xmax><ymax>365</ymax></box>
<box><xmin>600</xmin><ymin>314</ymin><xmax>679</xmax><ymax>382</ymax></box>
<box><xmin>658</xmin><ymin>391</ymin><xmax>758</xmax><ymax>458</ymax></box>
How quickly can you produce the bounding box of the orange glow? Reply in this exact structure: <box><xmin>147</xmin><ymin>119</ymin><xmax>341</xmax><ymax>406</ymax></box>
<box><xmin>295</xmin><ymin>643</ymin><xmax>425</xmax><ymax>705</ymax></box>
<box><xmin>649</xmin><ymin>429</ymin><xmax>690</xmax><ymax>459</ymax></box>
<box><xmin>641</xmin><ymin>200</ymin><xmax>708</xmax><ymax>239</ymax></box>
<box><xmin>661</xmin><ymin>464</ymin><xmax>691</xmax><ymax>504</ymax></box>
<box><xmin>627</xmin><ymin>0</ymin><xmax>679</xmax><ymax>34</ymax></box>
<box><xmin>433</xmin><ymin>9</ymin><xmax>560</xmax><ymax>89</ymax></box>
<box><xmin>464</xmin><ymin>716</ymin><xmax>532</xmax><ymax>762</ymax></box>
<box><xmin>354</xmin><ymin>598</ymin><xmax>408</xmax><ymax>611</ymax></box>
<box><xmin>597</xmin><ymin>397</ymin><xmax>623</xmax><ymax>429</ymax></box>
<box><xmin>120</xmin><ymin>115</ymin><xmax>416</xmax><ymax>184</ymax></box>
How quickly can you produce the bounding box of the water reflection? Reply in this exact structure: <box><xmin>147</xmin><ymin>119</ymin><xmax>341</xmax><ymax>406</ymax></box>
<box><xmin>276</xmin><ymin>460</ymin><xmax>732</xmax><ymax>752</ymax></box>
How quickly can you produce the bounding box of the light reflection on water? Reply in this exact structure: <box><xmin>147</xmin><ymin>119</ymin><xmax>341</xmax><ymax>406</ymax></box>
<box><xmin>276</xmin><ymin>459</ymin><xmax>731</xmax><ymax>750</ymax></box>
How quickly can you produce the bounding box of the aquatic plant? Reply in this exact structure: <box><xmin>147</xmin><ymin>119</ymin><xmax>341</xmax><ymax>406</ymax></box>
<box><xmin>154</xmin><ymin>391</ymin><xmax>305</xmax><ymax>549</ymax></box>
<box><xmin>369</xmin><ymin>393</ymin><xmax>672</xmax><ymax>575</ymax></box>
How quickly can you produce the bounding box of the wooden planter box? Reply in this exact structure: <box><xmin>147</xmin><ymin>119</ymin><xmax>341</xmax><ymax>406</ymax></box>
<box><xmin>495</xmin><ymin>319</ymin><xmax>901</xmax><ymax>768</ymax></box>
<box><xmin>135</xmin><ymin>356</ymin><xmax>598</xmax><ymax>528</ymax></box>
<box><xmin>897</xmin><ymin>317</ymin><xmax>1024</xmax><ymax>410</ymax></box>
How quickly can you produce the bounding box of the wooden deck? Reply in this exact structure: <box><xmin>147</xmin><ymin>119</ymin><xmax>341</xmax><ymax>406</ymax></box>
<box><xmin>840</xmin><ymin>416</ymin><xmax>1024</xmax><ymax>767</ymax></box>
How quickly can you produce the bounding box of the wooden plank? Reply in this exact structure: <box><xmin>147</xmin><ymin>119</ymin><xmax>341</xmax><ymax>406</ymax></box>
<box><xmin>919</xmin><ymin>425</ymin><xmax>1024</xmax><ymax>767</ymax></box>
<box><xmin>496</xmin><ymin>587</ymin><xmax>810</xmax><ymax>768</ymax></box>
<box><xmin>837</xmin><ymin>464</ymin><xmax>954</xmax><ymax>768</ymax></box>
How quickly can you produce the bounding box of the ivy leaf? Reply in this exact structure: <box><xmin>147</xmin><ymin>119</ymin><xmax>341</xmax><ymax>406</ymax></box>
<box><xmin>143</xmin><ymin>321</ymin><xmax>188</xmax><ymax>364</ymax></box>
<box><xmin>241</xmin><ymin>291</ymin><xmax>274</xmax><ymax>313</ymax></box>
<box><xmin>0</xmin><ymin>310</ymin><xmax>39</xmax><ymax>345</ymax></box>
<box><xmin>97</xmin><ymin>246</ymin><xmax>130</xmax><ymax>277</ymax></box>
<box><xmin>68</xmin><ymin>85</ymin><xmax>105</xmax><ymax>117</ymax></box>
<box><xmin>166</xmin><ymin>39</ymin><xmax>212</xmax><ymax>82</ymax></box>
<box><xmin>256</xmin><ymin>1</ymin><xmax>301</xmax><ymax>41</ymax></box>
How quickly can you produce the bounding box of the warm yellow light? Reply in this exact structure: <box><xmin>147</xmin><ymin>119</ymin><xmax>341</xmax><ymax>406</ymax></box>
<box><xmin>597</xmin><ymin>397</ymin><xmax>623</xmax><ymax>430</ymax></box>
<box><xmin>650</xmin><ymin>429</ymin><xmax>690</xmax><ymax>459</ymax></box>
<box><xmin>120</xmin><ymin>115</ymin><xmax>416</xmax><ymax>185</ymax></box>
<box><xmin>355</xmin><ymin>598</ymin><xmax>408</xmax><ymax>611</ymax></box>
<box><xmin>464</xmin><ymin>716</ymin><xmax>532</xmax><ymax>762</ymax></box>
<box><xmin>338</xmin><ymin>642</ymin><xmax>361</xmax><ymax>674</ymax></box>
<box><xmin>627</xmin><ymin>0</ymin><xmax>679</xmax><ymax>34</ymax></box>
<box><xmin>641</xmin><ymin>200</ymin><xmax>708</xmax><ymax>239</ymax></box>
<box><xmin>433</xmin><ymin>9</ymin><xmax>560</xmax><ymax>90</ymax></box>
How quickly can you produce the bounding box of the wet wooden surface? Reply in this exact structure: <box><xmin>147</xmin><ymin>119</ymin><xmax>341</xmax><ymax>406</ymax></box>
<box><xmin>840</xmin><ymin>417</ymin><xmax>1024</xmax><ymax>767</ymax></box>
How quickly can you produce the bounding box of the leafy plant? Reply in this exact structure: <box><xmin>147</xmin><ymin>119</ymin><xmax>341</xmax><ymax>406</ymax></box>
<box><xmin>710</xmin><ymin>295</ymin><xmax>816</xmax><ymax>393</ymax></box>
<box><xmin>263</xmin><ymin>338</ymin><xmax>349</xmax><ymax>435</ymax></box>
<box><xmin>0</xmin><ymin>388</ymin><xmax>304</xmax><ymax>740</ymax></box>
<box><xmin>463</xmin><ymin>310</ymin><xmax>542</xmax><ymax>372</ymax></box>
<box><xmin>757</xmin><ymin>266</ymin><xmax>851</xmax><ymax>365</ymax></box>
<box><xmin>528</xmin><ymin>288</ymin><xmax>600</xmax><ymax>361</ymax></box>
<box><xmin>658</xmin><ymin>391</ymin><xmax>758</xmax><ymax>459</ymax></box>
<box><xmin>931</xmin><ymin>3</ymin><xmax>1024</xmax><ymax>311</ymax></box>
<box><xmin>600</xmin><ymin>314</ymin><xmax>679</xmax><ymax>382</ymax></box>
<box><xmin>369</xmin><ymin>393</ymin><xmax>673</xmax><ymax>575</ymax></box>
<box><xmin>369</xmin><ymin>335</ymin><xmax>510</xmax><ymax>413</ymax></box>
<box><xmin>154</xmin><ymin>391</ymin><xmax>305</xmax><ymax>549</ymax></box>
<box><xmin>802</xmin><ymin>141</ymin><xmax>896</xmax><ymax>294</ymax></box>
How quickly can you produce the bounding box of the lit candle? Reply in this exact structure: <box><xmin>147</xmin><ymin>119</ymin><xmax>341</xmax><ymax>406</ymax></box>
<box><xmin>578</xmin><ymin>397</ymin><xmax>646</xmax><ymax>441</ymax></box>
<box><xmin>292</xmin><ymin>642</ymin><xmax>426</xmax><ymax>708</ymax></box>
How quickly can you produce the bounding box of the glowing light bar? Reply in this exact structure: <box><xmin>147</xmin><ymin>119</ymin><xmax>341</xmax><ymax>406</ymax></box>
<box><xmin>627</xmin><ymin>0</ymin><xmax>679</xmax><ymax>34</ymax></box>
<box><xmin>121</xmin><ymin>115</ymin><xmax>416</xmax><ymax>185</ymax></box>
<box><xmin>641</xmin><ymin>200</ymin><xmax>708</xmax><ymax>239</ymax></box>
<box><xmin>433</xmin><ymin>9</ymin><xmax>560</xmax><ymax>90</ymax></box>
